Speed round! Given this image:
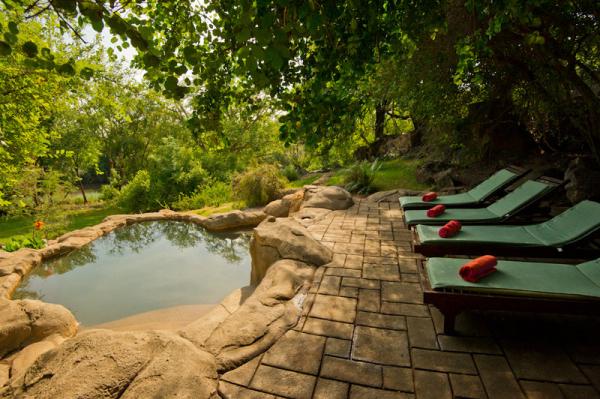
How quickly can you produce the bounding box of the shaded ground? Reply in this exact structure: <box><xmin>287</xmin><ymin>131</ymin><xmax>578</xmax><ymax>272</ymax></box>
<box><xmin>218</xmin><ymin>199</ymin><xmax>600</xmax><ymax>399</ymax></box>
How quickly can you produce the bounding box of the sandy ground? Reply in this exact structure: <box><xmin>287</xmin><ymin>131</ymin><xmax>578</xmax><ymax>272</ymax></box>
<box><xmin>85</xmin><ymin>304</ymin><xmax>217</xmax><ymax>332</ymax></box>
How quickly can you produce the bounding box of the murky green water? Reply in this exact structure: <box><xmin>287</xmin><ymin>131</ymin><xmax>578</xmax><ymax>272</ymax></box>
<box><xmin>13</xmin><ymin>221</ymin><xmax>251</xmax><ymax>325</ymax></box>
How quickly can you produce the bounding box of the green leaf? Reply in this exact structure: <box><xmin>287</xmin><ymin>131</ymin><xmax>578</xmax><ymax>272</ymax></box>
<box><xmin>266</xmin><ymin>47</ymin><xmax>284</xmax><ymax>70</ymax></box>
<box><xmin>143</xmin><ymin>53</ymin><xmax>161</xmax><ymax>67</ymax></box>
<box><xmin>91</xmin><ymin>18</ymin><xmax>104</xmax><ymax>32</ymax></box>
<box><xmin>22</xmin><ymin>41</ymin><xmax>38</xmax><ymax>58</ymax></box>
<box><xmin>57</xmin><ymin>62</ymin><xmax>76</xmax><ymax>76</ymax></box>
<box><xmin>164</xmin><ymin>76</ymin><xmax>178</xmax><ymax>91</ymax></box>
<box><xmin>80</xmin><ymin>67</ymin><xmax>94</xmax><ymax>80</ymax></box>
<box><xmin>4</xmin><ymin>32</ymin><xmax>17</xmax><ymax>45</ymax></box>
<box><xmin>8</xmin><ymin>21</ymin><xmax>18</xmax><ymax>35</ymax></box>
<box><xmin>0</xmin><ymin>41</ymin><xmax>11</xmax><ymax>56</ymax></box>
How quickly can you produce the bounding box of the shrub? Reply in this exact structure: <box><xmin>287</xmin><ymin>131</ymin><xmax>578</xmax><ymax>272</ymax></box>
<box><xmin>232</xmin><ymin>164</ymin><xmax>285</xmax><ymax>207</ymax></box>
<box><xmin>100</xmin><ymin>184</ymin><xmax>120</xmax><ymax>201</ymax></box>
<box><xmin>282</xmin><ymin>164</ymin><xmax>299</xmax><ymax>182</ymax></box>
<box><xmin>172</xmin><ymin>181</ymin><xmax>232</xmax><ymax>211</ymax></box>
<box><xmin>3</xmin><ymin>236</ymin><xmax>45</xmax><ymax>252</ymax></box>
<box><xmin>118</xmin><ymin>170</ymin><xmax>153</xmax><ymax>212</ymax></box>
<box><xmin>343</xmin><ymin>159</ymin><xmax>382</xmax><ymax>194</ymax></box>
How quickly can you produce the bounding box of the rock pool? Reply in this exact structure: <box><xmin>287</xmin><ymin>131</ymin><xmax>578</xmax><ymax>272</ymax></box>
<box><xmin>12</xmin><ymin>220</ymin><xmax>251</xmax><ymax>325</ymax></box>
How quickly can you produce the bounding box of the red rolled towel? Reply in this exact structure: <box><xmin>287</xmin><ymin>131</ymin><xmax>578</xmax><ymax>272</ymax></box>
<box><xmin>438</xmin><ymin>220</ymin><xmax>462</xmax><ymax>238</ymax></box>
<box><xmin>422</xmin><ymin>192</ymin><xmax>437</xmax><ymax>202</ymax></box>
<box><xmin>459</xmin><ymin>255</ymin><xmax>498</xmax><ymax>283</ymax></box>
<box><xmin>426</xmin><ymin>204</ymin><xmax>446</xmax><ymax>217</ymax></box>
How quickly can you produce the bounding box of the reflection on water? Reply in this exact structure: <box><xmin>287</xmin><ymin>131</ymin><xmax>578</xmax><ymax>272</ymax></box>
<box><xmin>13</xmin><ymin>221</ymin><xmax>251</xmax><ymax>325</ymax></box>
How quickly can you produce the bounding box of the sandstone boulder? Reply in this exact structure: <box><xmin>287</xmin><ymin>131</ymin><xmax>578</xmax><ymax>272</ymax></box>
<box><xmin>263</xmin><ymin>199</ymin><xmax>289</xmax><ymax>217</ymax></box>
<box><xmin>3</xmin><ymin>330</ymin><xmax>219</xmax><ymax>399</ymax></box>
<box><xmin>301</xmin><ymin>186</ymin><xmax>353</xmax><ymax>210</ymax></box>
<box><xmin>201</xmin><ymin>210</ymin><xmax>267</xmax><ymax>232</ymax></box>
<box><xmin>366</xmin><ymin>189</ymin><xmax>422</xmax><ymax>203</ymax></box>
<box><xmin>0</xmin><ymin>249</ymin><xmax>42</xmax><ymax>277</ymax></box>
<box><xmin>0</xmin><ymin>299</ymin><xmax>77</xmax><ymax>358</ymax></box>
<box><xmin>249</xmin><ymin>217</ymin><xmax>332</xmax><ymax>284</ymax></box>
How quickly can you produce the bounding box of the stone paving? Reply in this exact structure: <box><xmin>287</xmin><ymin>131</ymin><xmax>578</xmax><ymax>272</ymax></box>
<box><xmin>218</xmin><ymin>200</ymin><xmax>600</xmax><ymax>399</ymax></box>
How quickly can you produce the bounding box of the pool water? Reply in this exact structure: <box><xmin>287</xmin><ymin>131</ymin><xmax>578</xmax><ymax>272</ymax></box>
<box><xmin>13</xmin><ymin>221</ymin><xmax>252</xmax><ymax>325</ymax></box>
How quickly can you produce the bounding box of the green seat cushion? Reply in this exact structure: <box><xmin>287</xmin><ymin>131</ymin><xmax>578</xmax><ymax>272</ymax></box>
<box><xmin>525</xmin><ymin>201</ymin><xmax>600</xmax><ymax>246</ymax></box>
<box><xmin>416</xmin><ymin>224</ymin><xmax>542</xmax><ymax>247</ymax></box>
<box><xmin>399</xmin><ymin>168</ymin><xmax>519</xmax><ymax>209</ymax></box>
<box><xmin>427</xmin><ymin>257</ymin><xmax>600</xmax><ymax>299</ymax></box>
<box><xmin>406</xmin><ymin>180</ymin><xmax>553</xmax><ymax>226</ymax></box>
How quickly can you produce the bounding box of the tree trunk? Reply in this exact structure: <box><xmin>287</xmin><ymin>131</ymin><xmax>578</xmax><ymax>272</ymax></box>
<box><xmin>76</xmin><ymin>168</ymin><xmax>88</xmax><ymax>205</ymax></box>
<box><xmin>369</xmin><ymin>100</ymin><xmax>388</xmax><ymax>158</ymax></box>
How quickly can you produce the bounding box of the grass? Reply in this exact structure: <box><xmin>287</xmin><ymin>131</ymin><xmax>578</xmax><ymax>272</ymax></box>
<box><xmin>192</xmin><ymin>202</ymin><xmax>244</xmax><ymax>217</ymax></box>
<box><xmin>0</xmin><ymin>205</ymin><xmax>122</xmax><ymax>245</ymax></box>
<box><xmin>287</xmin><ymin>174</ymin><xmax>322</xmax><ymax>188</ymax></box>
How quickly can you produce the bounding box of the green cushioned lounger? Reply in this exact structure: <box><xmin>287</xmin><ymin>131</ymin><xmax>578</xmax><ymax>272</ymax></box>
<box><xmin>421</xmin><ymin>257</ymin><xmax>600</xmax><ymax>333</ymax></box>
<box><xmin>414</xmin><ymin>200</ymin><xmax>600</xmax><ymax>257</ymax></box>
<box><xmin>399</xmin><ymin>166</ymin><xmax>528</xmax><ymax>210</ymax></box>
<box><xmin>404</xmin><ymin>179</ymin><xmax>557</xmax><ymax>226</ymax></box>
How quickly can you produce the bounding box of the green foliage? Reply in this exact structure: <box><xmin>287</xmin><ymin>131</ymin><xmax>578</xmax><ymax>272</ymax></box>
<box><xmin>281</xmin><ymin>164</ymin><xmax>299</xmax><ymax>182</ymax></box>
<box><xmin>100</xmin><ymin>184</ymin><xmax>120</xmax><ymax>202</ymax></box>
<box><xmin>232</xmin><ymin>164</ymin><xmax>285</xmax><ymax>207</ymax></box>
<box><xmin>172</xmin><ymin>181</ymin><xmax>232</xmax><ymax>211</ymax></box>
<box><xmin>343</xmin><ymin>159</ymin><xmax>382</xmax><ymax>194</ymax></box>
<box><xmin>117</xmin><ymin>170</ymin><xmax>152</xmax><ymax>212</ymax></box>
<box><xmin>3</xmin><ymin>235</ymin><xmax>44</xmax><ymax>252</ymax></box>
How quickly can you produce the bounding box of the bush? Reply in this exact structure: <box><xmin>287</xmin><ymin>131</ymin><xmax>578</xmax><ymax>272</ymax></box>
<box><xmin>118</xmin><ymin>170</ymin><xmax>153</xmax><ymax>212</ymax></box>
<box><xmin>100</xmin><ymin>184</ymin><xmax>120</xmax><ymax>201</ymax></box>
<box><xmin>282</xmin><ymin>164</ymin><xmax>299</xmax><ymax>182</ymax></box>
<box><xmin>343</xmin><ymin>159</ymin><xmax>382</xmax><ymax>194</ymax></box>
<box><xmin>3</xmin><ymin>236</ymin><xmax>45</xmax><ymax>252</ymax></box>
<box><xmin>172</xmin><ymin>181</ymin><xmax>232</xmax><ymax>211</ymax></box>
<box><xmin>233</xmin><ymin>164</ymin><xmax>285</xmax><ymax>207</ymax></box>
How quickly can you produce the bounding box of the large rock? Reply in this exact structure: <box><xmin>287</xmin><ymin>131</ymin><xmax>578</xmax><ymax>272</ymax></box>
<box><xmin>366</xmin><ymin>189</ymin><xmax>422</xmax><ymax>203</ymax></box>
<box><xmin>249</xmin><ymin>217</ymin><xmax>332</xmax><ymax>284</ymax></box>
<box><xmin>0</xmin><ymin>299</ymin><xmax>77</xmax><ymax>358</ymax></box>
<box><xmin>201</xmin><ymin>210</ymin><xmax>267</xmax><ymax>231</ymax></box>
<box><xmin>2</xmin><ymin>330</ymin><xmax>219</xmax><ymax>399</ymax></box>
<box><xmin>301</xmin><ymin>186</ymin><xmax>353</xmax><ymax>210</ymax></box>
<box><xmin>263</xmin><ymin>189</ymin><xmax>305</xmax><ymax>218</ymax></box>
<box><xmin>0</xmin><ymin>249</ymin><xmax>41</xmax><ymax>277</ymax></box>
<box><xmin>564</xmin><ymin>157</ymin><xmax>600</xmax><ymax>204</ymax></box>
<box><xmin>201</xmin><ymin>259</ymin><xmax>314</xmax><ymax>371</ymax></box>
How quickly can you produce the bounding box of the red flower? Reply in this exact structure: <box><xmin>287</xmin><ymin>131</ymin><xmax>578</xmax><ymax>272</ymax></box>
<box><xmin>34</xmin><ymin>220</ymin><xmax>45</xmax><ymax>230</ymax></box>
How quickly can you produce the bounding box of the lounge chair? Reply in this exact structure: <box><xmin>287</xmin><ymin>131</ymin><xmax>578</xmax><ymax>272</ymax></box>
<box><xmin>420</xmin><ymin>257</ymin><xmax>600</xmax><ymax>333</ymax></box>
<box><xmin>403</xmin><ymin>176</ymin><xmax>561</xmax><ymax>226</ymax></box>
<box><xmin>413</xmin><ymin>200</ymin><xmax>600</xmax><ymax>258</ymax></box>
<box><xmin>399</xmin><ymin>165</ymin><xmax>529</xmax><ymax>210</ymax></box>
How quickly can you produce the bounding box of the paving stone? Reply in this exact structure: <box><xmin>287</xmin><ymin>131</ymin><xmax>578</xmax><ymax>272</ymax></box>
<box><xmin>474</xmin><ymin>354</ymin><xmax>525</xmax><ymax>399</ymax></box>
<box><xmin>559</xmin><ymin>384</ymin><xmax>600</xmax><ymax>399</ymax></box>
<box><xmin>325</xmin><ymin>337</ymin><xmax>351</xmax><ymax>358</ymax></box>
<box><xmin>398</xmin><ymin>258</ymin><xmax>418</xmax><ymax>273</ymax></box>
<box><xmin>352</xmin><ymin>326</ymin><xmax>410</xmax><ymax>367</ymax></box>
<box><xmin>414</xmin><ymin>370</ymin><xmax>452</xmax><ymax>399</ymax></box>
<box><xmin>219</xmin><ymin>381</ymin><xmax>277</xmax><ymax>399</ymax></box>
<box><xmin>250</xmin><ymin>365</ymin><xmax>316</xmax><ymax>399</ymax></box>
<box><xmin>339</xmin><ymin>286</ymin><xmax>359</xmax><ymax>298</ymax></box>
<box><xmin>293</xmin><ymin>316</ymin><xmax>307</xmax><ymax>331</ymax></box>
<box><xmin>581</xmin><ymin>365</ymin><xmax>600</xmax><ymax>393</ymax></box>
<box><xmin>349</xmin><ymin>385</ymin><xmax>411</xmax><ymax>398</ymax></box>
<box><xmin>262</xmin><ymin>330</ymin><xmax>326</xmax><ymax>375</ymax></box>
<box><xmin>325</xmin><ymin>267</ymin><xmax>362</xmax><ymax>278</ymax></box>
<box><xmin>381</xmin><ymin>245</ymin><xmax>398</xmax><ymax>257</ymax></box>
<box><xmin>358</xmin><ymin>289</ymin><xmax>380</xmax><ymax>312</ymax></box>
<box><xmin>356</xmin><ymin>311</ymin><xmax>406</xmax><ymax>330</ymax></box>
<box><xmin>313</xmin><ymin>378</ymin><xmax>349</xmax><ymax>399</ymax></box>
<box><xmin>449</xmin><ymin>374</ymin><xmax>487</xmax><ymax>399</ymax></box>
<box><xmin>412</xmin><ymin>348</ymin><xmax>477</xmax><ymax>374</ymax></box>
<box><xmin>303</xmin><ymin>317</ymin><xmax>354</xmax><ymax>339</ymax></box>
<box><xmin>438</xmin><ymin>335</ymin><xmax>501</xmax><ymax>354</ymax></box>
<box><xmin>520</xmin><ymin>381</ymin><xmax>564</xmax><ymax>399</ymax></box>
<box><xmin>310</xmin><ymin>294</ymin><xmax>357</xmax><ymax>323</ymax></box>
<box><xmin>381</xmin><ymin>281</ymin><xmax>423</xmax><ymax>304</ymax></box>
<box><xmin>345</xmin><ymin>255</ymin><xmax>364</xmax><ymax>269</ymax></box>
<box><xmin>221</xmin><ymin>354</ymin><xmax>263</xmax><ymax>385</ymax></box>
<box><xmin>342</xmin><ymin>277</ymin><xmax>380</xmax><ymax>289</ymax></box>
<box><xmin>406</xmin><ymin>317</ymin><xmax>438</xmax><ymax>349</ymax></box>
<box><xmin>363</xmin><ymin>264</ymin><xmax>400</xmax><ymax>281</ymax></box>
<box><xmin>333</xmin><ymin>242</ymin><xmax>365</xmax><ymax>255</ymax></box>
<box><xmin>301</xmin><ymin>293</ymin><xmax>316</xmax><ymax>317</ymax></box>
<box><xmin>381</xmin><ymin>302</ymin><xmax>429</xmax><ymax>317</ymax></box>
<box><xmin>383</xmin><ymin>366</ymin><xmax>414</xmax><ymax>392</ymax></box>
<box><xmin>332</xmin><ymin>253</ymin><xmax>347</xmax><ymax>266</ymax></box>
<box><xmin>501</xmin><ymin>339</ymin><xmax>587</xmax><ymax>383</ymax></box>
<box><xmin>318</xmin><ymin>275</ymin><xmax>341</xmax><ymax>295</ymax></box>
<box><xmin>364</xmin><ymin>256</ymin><xmax>397</xmax><ymax>265</ymax></box>
<box><xmin>401</xmin><ymin>273</ymin><xmax>419</xmax><ymax>283</ymax></box>
<box><xmin>567</xmin><ymin>343</ymin><xmax>600</xmax><ymax>365</ymax></box>
<box><xmin>320</xmin><ymin>356</ymin><xmax>383</xmax><ymax>388</ymax></box>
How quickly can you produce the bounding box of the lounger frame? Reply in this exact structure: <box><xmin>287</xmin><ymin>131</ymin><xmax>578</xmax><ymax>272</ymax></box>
<box><xmin>417</xmin><ymin>259</ymin><xmax>600</xmax><ymax>334</ymax></box>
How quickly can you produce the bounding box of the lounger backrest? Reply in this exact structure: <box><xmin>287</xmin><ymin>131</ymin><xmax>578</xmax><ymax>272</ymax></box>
<box><xmin>577</xmin><ymin>258</ymin><xmax>600</xmax><ymax>288</ymax></box>
<box><xmin>467</xmin><ymin>168</ymin><xmax>520</xmax><ymax>201</ymax></box>
<box><xmin>487</xmin><ymin>180</ymin><xmax>554</xmax><ymax>217</ymax></box>
<box><xmin>525</xmin><ymin>200</ymin><xmax>600</xmax><ymax>246</ymax></box>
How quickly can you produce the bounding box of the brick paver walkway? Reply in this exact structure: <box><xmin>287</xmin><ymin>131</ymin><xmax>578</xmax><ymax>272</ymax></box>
<box><xmin>219</xmin><ymin>200</ymin><xmax>600</xmax><ymax>398</ymax></box>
